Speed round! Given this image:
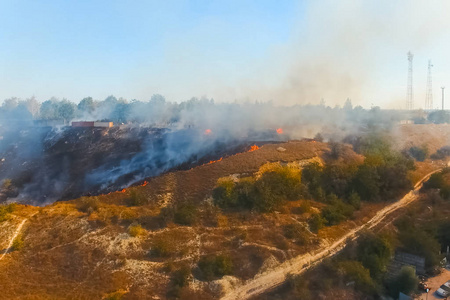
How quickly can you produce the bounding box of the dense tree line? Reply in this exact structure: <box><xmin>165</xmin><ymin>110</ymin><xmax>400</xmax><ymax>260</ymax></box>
<box><xmin>0</xmin><ymin>95</ymin><xmax>408</xmax><ymax>131</ymax></box>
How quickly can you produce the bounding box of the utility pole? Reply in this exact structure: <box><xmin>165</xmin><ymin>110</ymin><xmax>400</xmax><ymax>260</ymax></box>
<box><xmin>425</xmin><ymin>60</ymin><xmax>433</xmax><ymax>110</ymax></box>
<box><xmin>442</xmin><ymin>87</ymin><xmax>445</xmax><ymax>110</ymax></box>
<box><xmin>406</xmin><ymin>52</ymin><xmax>414</xmax><ymax>110</ymax></box>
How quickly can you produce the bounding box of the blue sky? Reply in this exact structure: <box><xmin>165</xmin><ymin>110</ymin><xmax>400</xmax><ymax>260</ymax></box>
<box><xmin>2</xmin><ymin>0</ymin><xmax>450</xmax><ymax>109</ymax></box>
<box><xmin>0</xmin><ymin>1</ymin><xmax>302</xmax><ymax>102</ymax></box>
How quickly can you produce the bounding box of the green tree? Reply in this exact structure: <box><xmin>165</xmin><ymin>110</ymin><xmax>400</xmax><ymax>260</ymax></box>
<box><xmin>338</xmin><ymin>261</ymin><xmax>376</xmax><ymax>295</ymax></box>
<box><xmin>388</xmin><ymin>266</ymin><xmax>418</xmax><ymax>298</ymax></box>
<box><xmin>309</xmin><ymin>213</ymin><xmax>325</xmax><ymax>233</ymax></box>
<box><xmin>356</xmin><ymin>232</ymin><xmax>393</xmax><ymax>279</ymax></box>
<box><xmin>57</xmin><ymin>99</ymin><xmax>76</xmax><ymax>124</ymax></box>
<box><xmin>78</xmin><ymin>97</ymin><xmax>96</xmax><ymax>114</ymax></box>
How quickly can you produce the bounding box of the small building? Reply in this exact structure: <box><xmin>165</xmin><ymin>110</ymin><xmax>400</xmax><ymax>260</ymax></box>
<box><xmin>72</xmin><ymin>121</ymin><xmax>94</xmax><ymax>127</ymax></box>
<box><xmin>71</xmin><ymin>121</ymin><xmax>113</xmax><ymax>128</ymax></box>
<box><xmin>93</xmin><ymin>122</ymin><xmax>113</xmax><ymax>128</ymax></box>
<box><xmin>386</xmin><ymin>251</ymin><xmax>426</xmax><ymax>279</ymax></box>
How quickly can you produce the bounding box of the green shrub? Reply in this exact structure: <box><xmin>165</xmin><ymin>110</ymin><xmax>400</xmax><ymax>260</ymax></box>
<box><xmin>346</xmin><ymin>191</ymin><xmax>361</xmax><ymax>209</ymax></box>
<box><xmin>213</xmin><ymin>165</ymin><xmax>302</xmax><ymax>212</ymax></box>
<box><xmin>408</xmin><ymin>146</ymin><xmax>429</xmax><ymax>161</ymax></box>
<box><xmin>0</xmin><ymin>203</ymin><xmax>16</xmax><ymax>222</ymax></box>
<box><xmin>212</xmin><ymin>178</ymin><xmax>237</xmax><ymax>208</ymax></box>
<box><xmin>174</xmin><ymin>203</ymin><xmax>198</xmax><ymax>226</ymax></box>
<box><xmin>440</xmin><ymin>185</ymin><xmax>450</xmax><ymax>200</ymax></box>
<box><xmin>151</xmin><ymin>236</ymin><xmax>175</xmax><ymax>257</ymax></box>
<box><xmin>397</xmin><ymin>228</ymin><xmax>441</xmax><ymax>270</ymax></box>
<box><xmin>12</xmin><ymin>235</ymin><xmax>24</xmax><ymax>251</ymax></box>
<box><xmin>283</xmin><ymin>223</ymin><xmax>310</xmax><ymax>245</ymax></box>
<box><xmin>77</xmin><ymin>197</ymin><xmax>100</xmax><ymax>214</ymax></box>
<box><xmin>337</xmin><ymin>261</ymin><xmax>376</xmax><ymax>295</ymax></box>
<box><xmin>128</xmin><ymin>224</ymin><xmax>146</xmax><ymax>237</ymax></box>
<box><xmin>387</xmin><ymin>266</ymin><xmax>418</xmax><ymax>298</ymax></box>
<box><xmin>308</xmin><ymin>213</ymin><xmax>325</xmax><ymax>233</ymax></box>
<box><xmin>197</xmin><ymin>254</ymin><xmax>233</xmax><ymax>280</ymax></box>
<box><xmin>172</xmin><ymin>265</ymin><xmax>191</xmax><ymax>288</ymax></box>
<box><xmin>424</xmin><ymin>172</ymin><xmax>445</xmax><ymax>189</ymax></box>
<box><xmin>321</xmin><ymin>197</ymin><xmax>355</xmax><ymax>226</ymax></box>
<box><xmin>286</xmin><ymin>273</ymin><xmax>312</xmax><ymax>300</ymax></box>
<box><xmin>356</xmin><ymin>232</ymin><xmax>393</xmax><ymax>279</ymax></box>
<box><xmin>430</xmin><ymin>146</ymin><xmax>450</xmax><ymax>159</ymax></box>
<box><xmin>127</xmin><ymin>190</ymin><xmax>147</xmax><ymax>206</ymax></box>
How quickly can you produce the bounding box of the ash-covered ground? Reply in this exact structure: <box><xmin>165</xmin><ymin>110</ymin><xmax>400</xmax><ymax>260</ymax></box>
<box><xmin>0</xmin><ymin>125</ymin><xmax>279</xmax><ymax>204</ymax></box>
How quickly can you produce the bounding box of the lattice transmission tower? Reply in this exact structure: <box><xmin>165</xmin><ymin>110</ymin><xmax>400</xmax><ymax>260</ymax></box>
<box><xmin>406</xmin><ymin>51</ymin><xmax>414</xmax><ymax>110</ymax></box>
<box><xmin>425</xmin><ymin>60</ymin><xmax>433</xmax><ymax>110</ymax></box>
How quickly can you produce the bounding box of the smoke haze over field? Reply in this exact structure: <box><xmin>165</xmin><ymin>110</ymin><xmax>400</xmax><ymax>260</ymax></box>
<box><xmin>2</xmin><ymin>1</ymin><xmax>450</xmax><ymax>108</ymax></box>
<box><xmin>0</xmin><ymin>97</ymin><xmax>406</xmax><ymax>204</ymax></box>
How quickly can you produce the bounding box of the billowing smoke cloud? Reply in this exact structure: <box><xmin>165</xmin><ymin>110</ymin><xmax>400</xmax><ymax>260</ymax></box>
<box><xmin>219</xmin><ymin>0</ymin><xmax>450</xmax><ymax>108</ymax></box>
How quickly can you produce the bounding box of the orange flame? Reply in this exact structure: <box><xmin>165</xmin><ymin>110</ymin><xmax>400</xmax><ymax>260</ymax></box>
<box><xmin>276</xmin><ymin>128</ymin><xmax>283</xmax><ymax>134</ymax></box>
<box><xmin>208</xmin><ymin>157</ymin><xmax>223</xmax><ymax>164</ymax></box>
<box><xmin>141</xmin><ymin>181</ymin><xmax>148</xmax><ymax>186</ymax></box>
<box><xmin>204</xmin><ymin>129</ymin><xmax>212</xmax><ymax>135</ymax></box>
<box><xmin>248</xmin><ymin>145</ymin><xmax>259</xmax><ymax>152</ymax></box>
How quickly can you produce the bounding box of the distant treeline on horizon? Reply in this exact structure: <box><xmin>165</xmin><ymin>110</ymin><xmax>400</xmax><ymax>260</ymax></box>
<box><xmin>0</xmin><ymin>95</ymin><xmax>449</xmax><ymax>127</ymax></box>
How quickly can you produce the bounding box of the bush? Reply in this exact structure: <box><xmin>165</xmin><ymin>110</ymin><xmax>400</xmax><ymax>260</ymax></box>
<box><xmin>397</xmin><ymin>228</ymin><xmax>441</xmax><ymax>270</ymax></box>
<box><xmin>127</xmin><ymin>190</ymin><xmax>147</xmax><ymax>206</ymax></box>
<box><xmin>302</xmin><ymin>163</ymin><xmax>323</xmax><ymax>199</ymax></box>
<box><xmin>321</xmin><ymin>197</ymin><xmax>355</xmax><ymax>226</ymax></box>
<box><xmin>213</xmin><ymin>165</ymin><xmax>302</xmax><ymax>212</ymax></box>
<box><xmin>388</xmin><ymin>266</ymin><xmax>418</xmax><ymax>298</ymax></box>
<box><xmin>424</xmin><ymin>172</ymin><xmax>445</xmax><ymax>190</ymax></box>
<box><xmin>174</xmin><ymin>203</ymin><xmax>198</xmax><ymax>226</ymax></box>
<box><xmin>151</xmin><ymin>236</ymin><xmax>175</xmax><ymax>257</ymax></box>
<box><xmin>286</xmin><ymin>273</ymin><xmax>312</xmax><ymax>300</ymax></box>
<box><xmin>197</xmin><ymin>254</ymin><xmax>233</xmax><ymax>280</ymax></box>
<box><xmin>329</xmin><ymin>142</ymin><xmax>346</xmax><ymax>159</ymax></box>
<box><xmin>12</xmin><ymin>235</ymin><xmax>24</xmax><ymax>251</ymax></box>
<box><xmin>0</xmin><ymin>203</ymin><xmax>16</xmax><ymax>222</ymax></box>
<box><xmin>308</xmin><ymin>213</ymin><xmax>325</xmax><ymax>233</ymax></box>
<box><xmin>408</xmin><ymin>146</ymin><xmax>429</xmax><ymax>162</ymax></box>
<box><xmin>431</xmin><ymin>146</ymin><xmax>450</xmax><ymax>159</ymax></box>
<box><xmin>346</xmin><ymin>191</ymin><xmax>361</xmax><ymax>209</ymax></box>
<box><xmin>356</xmin><ymin>232</ymin><xmax>393</xmax><ymax>279</ymax></box>
<box><xmin>440</xmin><ymin>185</ymin><xmax>450</xmax><ymax>200</ymax></box>
<box><xmin>172</xmin><ymin>265</ymin><xmax>191</xmax><ymax>288</ymax></box>
<box><xmin>77</xmin><ymin>197</ymin><xmax>100</xmax><ymax>214</ymax></box>
<box><xmin>283</xmin><ymin>223</ymin><xmax>310</xmax><ymax>245</ymax></box>
<box><xmin>212</xmin><ymin>178</ymin><xmax>237</xmax><ymax>208</ymax></box>
<box><xmin>337</xmin><ymin>261</ymin><xmax>376</xmax><ymax>295</ymax></box>
<box><xmin>296</xmin><ymin>200</ymin><xmax>311</xmax><ymax>214</ymax></box>
<box><xmin>128</xmin><ymin>224</ymin><xmax>146</xmax><ymax>237</ymax></box>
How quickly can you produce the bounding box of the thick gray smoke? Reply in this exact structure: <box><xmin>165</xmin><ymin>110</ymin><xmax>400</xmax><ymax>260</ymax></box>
<box><xmin>0</xmin><ymin>95</ymin><xmax>405</xmax><ymax>205</ymax></box>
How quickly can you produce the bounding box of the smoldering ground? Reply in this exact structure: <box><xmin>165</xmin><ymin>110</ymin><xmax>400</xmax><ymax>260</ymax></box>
<box><xmin>0</xmin><ymin>97</ymin><xmax>405</xmax><ymax>205</ymax></box>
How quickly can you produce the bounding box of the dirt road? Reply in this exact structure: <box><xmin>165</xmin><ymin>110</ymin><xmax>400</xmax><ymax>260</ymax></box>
<box><xmin>221</xmin><ymin>169</ymin><xmax>441</xmax><ymax>300</ymax></box>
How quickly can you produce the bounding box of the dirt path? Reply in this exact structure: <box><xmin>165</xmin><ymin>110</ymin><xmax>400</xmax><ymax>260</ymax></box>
<box><xmin>0</xmin><ymin>217</ymin><xmax>28</xmax><ymax>261</ymax></box>
<box><xmin>221</xmin><ymin>169</ymin><xmax>441</xmax><ymax>300</ymax></box>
